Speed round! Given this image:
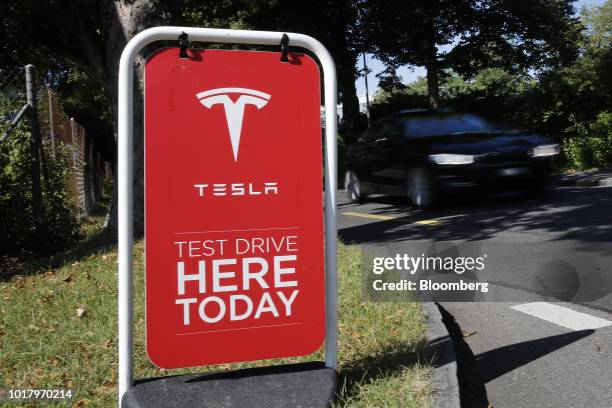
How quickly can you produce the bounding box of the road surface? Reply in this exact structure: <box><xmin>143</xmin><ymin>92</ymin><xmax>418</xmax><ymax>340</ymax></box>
<box><xmin>337</xmin><ymin>183</ymin><xmax>612</xmax><ymax>407</ymax></box>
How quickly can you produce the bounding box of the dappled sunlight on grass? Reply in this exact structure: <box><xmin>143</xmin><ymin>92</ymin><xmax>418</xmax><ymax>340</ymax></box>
<box><xmin>0</xmin><ymin>218</ymin><xmax>430</xmax><ymax>407</ymax></box>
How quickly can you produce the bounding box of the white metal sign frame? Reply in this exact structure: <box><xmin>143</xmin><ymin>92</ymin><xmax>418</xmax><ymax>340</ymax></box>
<box><xmin>118</xmin><ymin>26</ymin><xmax>338</xmax><ymax>404</ymax></box>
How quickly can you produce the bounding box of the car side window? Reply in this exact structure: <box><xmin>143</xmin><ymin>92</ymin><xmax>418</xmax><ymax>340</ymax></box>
<box><xmin>402</xmin><ymin>114</ymin><xmax>502</xmax><ymax>138</ymax></box>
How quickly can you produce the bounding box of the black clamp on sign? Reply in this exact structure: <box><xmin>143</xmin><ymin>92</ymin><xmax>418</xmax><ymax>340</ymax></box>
<box><xmin>280</xmin><ymin>33</ymin><xmax>289</xmax><ymax>62</ymax></box>
<box><xmin>179</xmin><ymin>32</ymin><xmax>189</xmax><ymax>59</ymax></box>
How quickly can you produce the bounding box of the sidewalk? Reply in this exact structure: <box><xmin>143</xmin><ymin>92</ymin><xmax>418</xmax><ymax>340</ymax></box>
<box><xmin>556</xmin><ymin>169</ymin><xmax>612</xmax><ymax>187</ymax></box>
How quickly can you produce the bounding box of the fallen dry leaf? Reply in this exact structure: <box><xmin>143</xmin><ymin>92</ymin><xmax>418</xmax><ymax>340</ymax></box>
<box><xmin>76</xmin><ymin>307</ymin><xmax>87</xmax><ymax>317</ymax></box>
<box><xmin>104</xmin><ymin>339</ymin><xmax>114</xmax><ymax>349</ymax></box>
<box><xmin>14</xmin><ymin>278</ymin><xmax>25</xmax><ymax>289</ymax></box>
<box><xmin>37</xmin><ymin>292</ymin><xmax>55</xmax><ymax>304</ymax></box>
<box><xmin>63</xmin><ymin>274</ymin><xmax>74</xmax><ymax>283</ymax></box>
<box><xmin>72</xmin><ymin>399</ymin><xmax>88</xmax><ymax>408</ymax></box>
<box><xmin>461</xmin><ymin>329</ymin><xmax>477</xmax><ymax>338</ymax></box>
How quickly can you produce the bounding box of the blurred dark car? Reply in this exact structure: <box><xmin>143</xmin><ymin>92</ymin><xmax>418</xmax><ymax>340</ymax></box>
<box><xmin>344</xmin><ymin>110</ymin><xmax>560</xmax><ymax>207</ymax></box>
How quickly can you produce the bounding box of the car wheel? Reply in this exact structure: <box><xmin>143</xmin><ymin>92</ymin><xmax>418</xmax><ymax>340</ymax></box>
<box><xmin>407</xmin><ymin>168</ymin><xmax>435</xmax><ymax>208</ymax></box>
<box><xmin>345</xmin><ymin>170</ymin><xmax>366</xmax><ymax>203</ymax></box>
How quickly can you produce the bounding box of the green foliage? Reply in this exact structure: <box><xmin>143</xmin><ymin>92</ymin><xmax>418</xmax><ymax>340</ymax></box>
<box><xmin>364</xmin><ymin>0</ymin><xmax>581</xmax><ymax>105</ymax></box>
<box><xmin>563</xmin><ymin>137</ymin><xmax>591</xmax><ymax>169</ymax></box>
<box><xmin>57</xmin><ymin>67</ymin><xmax>113</xmax><ymax>136</ymax></box>
<box><xmin>525</xmin><ymin>2</ymin><xmax>612</xmax><ymax>169</ymax></box>
<box><xmin>450</xmin><ymin>69</ymin><xmax>533</xmax><ymax>123</ymax></box>
<box><xmin>0</xmin><ymin>121</ymin><xmax>79</xmax><ymax>255</ymax></box>
<box><xmin>371</xmin><ymin>68</ymin><xmax>530</xmax><ymax>121</ymax></box>
<box><xmin>370</xmin><ymin>74</ymin><xmax>427</xmax><ymax>118</ymax></box>
<box><xmin>370</xmin><ymin>1</ymin><xmax>612</xmax><ymax>170</ymax></box>
<box><xmin>370</xmin><ymin>0</ymin><xmax>580</xmax><ymax>70</ymax></box>
<box><xmin>563</xmin><ymin>112</ymin><xmax>612</xmax><ymax>169</ymax></box>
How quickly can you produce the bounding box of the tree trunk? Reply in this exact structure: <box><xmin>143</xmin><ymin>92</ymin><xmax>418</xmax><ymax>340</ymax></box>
<box><xmin>337</xmin><ymin>55</ymin><xmax>361</xmax><ymax>145</ymax></box>
<box><xmin>425</xmin><ymin>16</ymin><xmax>440</xmax><ymax>110</ymax></box>
<box><xmin>99</xmin><ymin>0</ymin><xmax>178</xmax><ymax>236</ymax></box>
<box><xmin>426</xmin><ymin>60</ymin><xmax>440</xmax><ymax>109</ymax></box>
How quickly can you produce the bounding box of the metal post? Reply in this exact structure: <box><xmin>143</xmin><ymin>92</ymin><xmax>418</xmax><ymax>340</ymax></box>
<box><xmin>25</xmin><ymin>64</ymin><xmax>43</xmax><ymax>224</ymax></box>
<box><xmin>351</xmin><ymin>1</ymin><xmax>371</xmax><ymax>129</ymax></box>
<box><xmin>362</xmin><ymin>53</ymin><xmax>371</xmax><ymax>128</ymax></box>
<box><xmin>70</xmin><ymin>118</ymin><xmax>80</xmax><ymax>210</ymax></box>
<box><xmin>118</xmin><ymin>27</ymin><xmax>338</xmax><ymax>406</ymax></box>
<box><xmin>48</xmin><ymin>89</ymin><xmax>56</xmax><ymax>157</ymax></box>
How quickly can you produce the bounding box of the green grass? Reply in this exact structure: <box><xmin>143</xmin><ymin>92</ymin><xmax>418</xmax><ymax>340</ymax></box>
<box><xmin>0</xmin><ymin>212</ymin><xmax>431</xmax><ymax>407</ymax></box>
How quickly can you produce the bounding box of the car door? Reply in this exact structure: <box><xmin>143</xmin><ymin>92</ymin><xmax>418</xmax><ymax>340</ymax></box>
<box><xmin>348</xmin><ymin>119</ymin><xmax>389</xmax><ymax>189</ymax></box>
<box><xmin>365</xmin><ymin>117</ymin><xmax>405</xmax><ymax>192</ymax></box>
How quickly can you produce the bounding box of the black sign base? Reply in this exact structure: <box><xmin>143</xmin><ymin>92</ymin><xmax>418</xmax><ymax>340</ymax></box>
<box><xmin>121</xmin><ymin>361</ymin><xmax>338</xmax><ymax>408</ymax></box>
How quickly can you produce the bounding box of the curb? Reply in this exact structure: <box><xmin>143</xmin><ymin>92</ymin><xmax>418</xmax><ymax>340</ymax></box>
<box><xmin>557</xmin><ymin>171</ymin><xmax>612</xmax><ymax>187</ymax></box>
<box><xmin>422</xmin><ymin>301</ymin><xmax>461</xmax><ymax>408</ymax></box>
<box><xmin>599</xmin><ymin>177</ymin><xmax>612</xmax><ymax>187</ymax></box>
<box><xmin>572</xmin><ymin>177</ymin><xmax>612</xmax><ymax>187</ymax></box>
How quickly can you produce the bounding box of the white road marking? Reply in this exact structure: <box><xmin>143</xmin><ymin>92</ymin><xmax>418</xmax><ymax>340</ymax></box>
<box><xmin>341</xmin><ymin>211</ymin><xmax>443</xmax><ymax>226</ymax></box>
<box><xmin>510</xmin><ymin>302</ymin><xmax>612</xmax><ymax>331</ymax></box>
<box><xmin>414</xmin><ymin>219</ymin><xmax>442</xmax><ymax>226</ymax></box>
<box><xmin>341</xmin><ymin>211</ymin><xmax>396</xmax><ymax>220</ymax></box>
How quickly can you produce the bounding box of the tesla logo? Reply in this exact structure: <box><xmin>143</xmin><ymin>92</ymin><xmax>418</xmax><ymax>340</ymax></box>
<box><xmin>196</xmin><ymin>87</ymin><xmax>271</xmax><ymax>161</ymax></box>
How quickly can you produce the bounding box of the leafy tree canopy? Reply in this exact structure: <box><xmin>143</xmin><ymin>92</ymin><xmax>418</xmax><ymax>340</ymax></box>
<box><xmin>364</xmin><ymin>0</ymin><xmax>583</xmax><ymax>107</ymax></box>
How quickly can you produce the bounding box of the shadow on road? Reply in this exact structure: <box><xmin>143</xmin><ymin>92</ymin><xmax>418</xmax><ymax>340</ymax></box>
<box><xmin>339</xmin><ymin>186</ymin><xmax>612</xmax><ymax>245</ymax></box>
<box><xmin>437</xmin><ymin>303</ymin><xmax>491</xmax><ymax>408</ymax></box>
<box><xmin>436</xmin><ymin>303</ymin><xmax>594</xmax><ymax>408</ymax></box>
<box><xmin>475</xmin><ymin>329</ymin><xmax>595</xmax><ymax>385</ymax></box>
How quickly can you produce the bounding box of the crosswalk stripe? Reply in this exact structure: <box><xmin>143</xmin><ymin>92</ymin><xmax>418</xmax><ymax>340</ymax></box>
<box><xmin>510</xmin><ymin>302</ymin><xmax>612</xmax><ymax>331</ymax></box>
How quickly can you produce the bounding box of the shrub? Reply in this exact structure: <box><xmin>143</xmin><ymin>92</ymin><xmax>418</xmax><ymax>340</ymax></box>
<box><xmin>563</xmin><ymin>137</ymin><xmax>591</xmax><ymax>169</ymax></box>
<box><xmin>563</xmin><ymin>111</ymin><xmax>612</xmax><ymax>169</ymax></box>
<box><xmin>0</xmin><ymin>123</ymin><xmax>79</xmax><ymax>255</ymax></box>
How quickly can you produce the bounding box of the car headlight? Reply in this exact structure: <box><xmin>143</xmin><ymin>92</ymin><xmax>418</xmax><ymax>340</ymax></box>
<box><xmin>531</xmin><ymin>144</ymin><xmax>560</xmax><ymax>157</ymax></box>
<box><xmin>428</xmin><ymin>154</ymin><xmax>475</xmax><ymax>165</ymax></box>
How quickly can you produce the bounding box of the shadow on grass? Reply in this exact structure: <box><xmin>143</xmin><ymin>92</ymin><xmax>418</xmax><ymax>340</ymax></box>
<box><xmin>0</xmin><ymin>201</ymin><xmax>117</xmax><ymax>282</ymax></box>
<box><xmin>336</xmin><ymin>338</ymin><xmax>429</xmax><ymax>402</ymax></box>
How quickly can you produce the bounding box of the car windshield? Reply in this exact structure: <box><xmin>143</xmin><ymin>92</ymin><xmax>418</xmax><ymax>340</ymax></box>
<box><xmin>404</xmin><ymin>114</ymin><xmax>503</xmax><ymax>138</ymax></box>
